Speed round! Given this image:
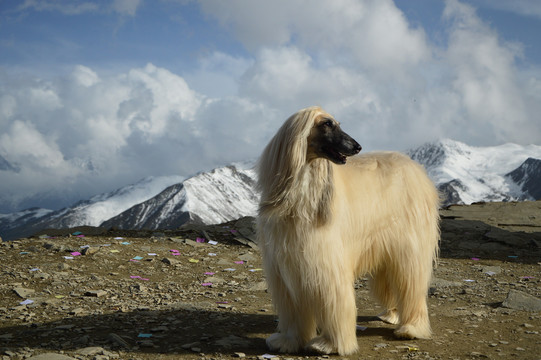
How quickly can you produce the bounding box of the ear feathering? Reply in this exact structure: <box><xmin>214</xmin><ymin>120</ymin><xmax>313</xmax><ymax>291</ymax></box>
<box><xmin>257</xmin><ymin>106</ymin><xmax>325</xmax><ymax>217</ymax></box>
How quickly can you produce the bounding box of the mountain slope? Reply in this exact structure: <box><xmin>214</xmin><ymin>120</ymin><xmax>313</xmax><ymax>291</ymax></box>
<box><xmin>408</xmin><ymin>139</ymin><xmax>541</xmax><ymax>206</ymax></box>
<box><xmin>101</xmin><ymin>164</ymin><xmax>258</xmax><ymax>230</ymax></box>
<box><xmin>506</xmin><ymin>158</ymin><xmax>541</xmax><ymax>200</ymax></box>
<box><xmin>2</xmin><ymin>139</ymin><xmax>541</xmax><ymax>241</ymax></box>
<box><xmin>0</xmin><ymin>176</ymin><xmax>184</xmax><ymax>240</ymax></box>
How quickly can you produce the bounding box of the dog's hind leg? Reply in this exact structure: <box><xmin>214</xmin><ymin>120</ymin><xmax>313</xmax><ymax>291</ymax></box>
<box><xmin>370</xmin><ymin>268</ymin><xmax>399</xmax><ymax>324</ymax></box>
<box><xmin>392</xmin><ymin>252</ymin><xmax>433</xmax><ymax>339</ymax></box>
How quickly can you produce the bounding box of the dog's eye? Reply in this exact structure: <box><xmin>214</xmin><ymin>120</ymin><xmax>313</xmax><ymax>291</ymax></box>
<box><xmin>322</xmin><ymin>120</ymin><xmax>334</xmax><ymax>128</ymax></box>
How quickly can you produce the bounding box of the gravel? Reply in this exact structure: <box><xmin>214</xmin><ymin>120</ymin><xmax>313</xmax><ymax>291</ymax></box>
<box><xmin>1</xmin><ymin>202</ymin><xmax>541</xmax><ymax>360</ymax></box>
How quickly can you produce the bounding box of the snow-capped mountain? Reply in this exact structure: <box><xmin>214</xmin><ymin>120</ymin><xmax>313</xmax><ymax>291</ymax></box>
<box><xmin>0</xmin><ymin>208</ymin><xmax>54</xmax><ymax>240</ymax></box>
<box><xmin>1</xmin><ymin>139</ymin><xmax>541</xmax><ymax>241</ymax></box>
<box><xmin>506</xmin><ymin>158</ymin><xmax>541</xmax><ymax>200</ymax></box>
<box><xmin>0</xmin><ymin>175</ymin><xmax>184</xmax><ymax>240</ymax></box>
<box><xmin>101</xmin><ymin>163</ymin><xmax>258</xmax><ymax>230</ymax></box>
<box><xmin>408</xmin><ymin>139</ymin><xmax>541</xmax><ymax>206</ymax></box>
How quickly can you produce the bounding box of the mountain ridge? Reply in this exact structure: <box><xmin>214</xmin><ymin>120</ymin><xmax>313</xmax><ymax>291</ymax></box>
<box><xmin>1</xmin><ymin>139</ymin><xmax>540</xmax><ymax>241</ymax></box>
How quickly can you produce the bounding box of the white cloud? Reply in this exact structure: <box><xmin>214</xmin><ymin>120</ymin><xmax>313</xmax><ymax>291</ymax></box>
<box><xmin>442</xmin><ymin>0</ymin><xmax>539</xmax><ymax>144</ymax></box>
<box><xmin>0</xmin><ymin>121</ymin><xmax>66</xmax><ymax>169</ymax></box>
<box><xmin>199</xmin><ymin>0</ymin><xmax>431</xmax><ymax>73</ymax></box>
<box><xmin>17</xmin><ymin>0</ymin><xmax>99</xmax><ymax>15</ymax></box>
<box><xmin>112</xmin><ymin>0</ymin><xmax>142</xmax><ymax>16</ymax></box>
<box><xmin>184</xmin><ymin>52</ymin><xmax>253</xmax><ymax>97</ymax></box>
<box><xmin>1</xmin><ymin>0</ymin><xmax>540</xmax><ymax>213</ymax></box>
<box><xmin>0</xmin><ymin>63</ymin><xmax>265</xmax><ymax>212</ymax></box>
<box><xmin>71</xmin><ymin>65</ymin><xmax>100</xmax><ymax>87</ymax></box>
<box><xmin>14</xmin><ymin>0</ymin><xmax>142</xmax><ymax>17</ymax></box>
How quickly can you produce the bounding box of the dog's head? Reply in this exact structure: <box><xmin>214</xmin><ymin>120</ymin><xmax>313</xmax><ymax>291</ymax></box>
<box><xmin>306</xmin><ymin>110</ymin><xmax>362</xmax><ymax>164</ymax></box>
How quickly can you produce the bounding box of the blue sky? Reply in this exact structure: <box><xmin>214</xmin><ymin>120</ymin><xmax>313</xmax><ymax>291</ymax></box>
<box><xmin>1</xmin><ymin>0</ymin><xmax>541</xmax><ymax>212</ymax></box>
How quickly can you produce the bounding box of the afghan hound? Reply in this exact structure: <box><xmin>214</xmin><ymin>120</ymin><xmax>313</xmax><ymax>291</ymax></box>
<box><xmin>256</xmin><ymin>106</ymin><xmax>440</xmax><ymax>355</ymax></box>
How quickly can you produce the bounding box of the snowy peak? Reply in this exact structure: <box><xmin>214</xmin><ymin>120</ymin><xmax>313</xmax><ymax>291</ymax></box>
<box><xmin>2</xmin><ymin>139</ymin><xmax>541</xmax><ymax>241</ymax></box>
<box><xmin>0</xmin><ymin>175</ymin><xmax>184</xmax><ymax>240</ymax></box>
<box><xmin>408</xmin><ymin>138</ymin><xmax>463</xmax><ymax>169</ymax></box>
<box><xmin>506</xmin><ymin>158</ymin><xmax>541</xmax><ymax>200</ymax></box>
<box><xmin>36</xmin><ymin>175</ymin><xmax>185</xmax><ymax>229</ymax></box>
<box><xmin>101</xmin><ymin>163</ymin><xmax>259</xmax><ymax>230</ymax></box>
<box><xmin>409</xmin><ymin>139</ymin><xmax>541</xmax><ymax>206</ymax></box>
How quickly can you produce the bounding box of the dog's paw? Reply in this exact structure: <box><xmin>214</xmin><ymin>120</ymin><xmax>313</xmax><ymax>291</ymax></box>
<box><xmin>306</xmin><ymin>336</ymin><xmax>358</xmax><ymax>356</ymax></box>
<box><xmin>378</xmin><ymin>308</ymin><xmax>399</xmax><ymax>324</ymax></box>
<box><xmin>266</xmin><ymin>333</ymin><xmax>301</xmax><ymax>353</ymax></box>
<box><xmin>305</xmin><ymin>336</ymin><xmax>335</xmax><ymax>355</ymax></box>
<box><xmin>394</xmin><ymin>324</ymin><xmax>431</xmax><ymax>340</ymax></box>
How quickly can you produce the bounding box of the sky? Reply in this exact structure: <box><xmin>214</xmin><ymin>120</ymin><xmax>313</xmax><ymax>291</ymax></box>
<box><xmin>1</xmin><ymin>0</ymin><xmax>541</xmax><ymax>213</ymax></box>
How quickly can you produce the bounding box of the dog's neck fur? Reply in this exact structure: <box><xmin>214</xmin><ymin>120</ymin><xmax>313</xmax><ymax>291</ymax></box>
<box><xmin>260</xmin><ymin>158</ymin><xmax>333</xmax><ymax>225</ymax></box>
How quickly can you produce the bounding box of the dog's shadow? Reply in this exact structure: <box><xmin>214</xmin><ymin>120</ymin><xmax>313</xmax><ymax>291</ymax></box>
<box><xmin>356</xmin><ymin>315</ymin><xmax>397</xmax><ymax>340</ymax></box>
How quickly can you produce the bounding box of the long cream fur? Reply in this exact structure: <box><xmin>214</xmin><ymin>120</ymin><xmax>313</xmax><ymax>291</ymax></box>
<box><xmin>256</xmin><ymin>106</ymin><xmax>440</xmax><ymax>355</ymax></box>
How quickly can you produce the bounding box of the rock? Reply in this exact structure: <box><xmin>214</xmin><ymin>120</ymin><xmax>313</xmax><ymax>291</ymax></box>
<box><xmin>27</xmin><ymin>354</ymin><xmax>77</xmax><ymax>360</ymax></box>
<box><xmin>204</xmin><ymin>276</ymin><xmax>226</xmax><ymax>284</ymax></box>
<box><xmin>81</xmin><ymin>246</ymin><xmax>101</xmax><ymax>255</ymax></box>
<box><xmin>233</xmin><ymin>352</ymin><xmax>246</xmax><ymax>358</ymax></box>
<box><xmin>502</xmin><ymin>290</ymin><xmax>541</xmax><ymax>311</ymax></box>
<box><xmin>244</xmin><ymin>280</ymin><xmax>267</xmax><ymax>291</ymax></box>
<box><xmin>181</xmin><ymin>341</ymin><xmax>201</xmax><ymax>350</ymax></box>
<box><xmin>217</xmin><ymin>258</ymin><xmax>232</xmax><ymax>266</ymax></box>
<box><xmin>161</xmin><ymin>257</ymin><xmax>180</xmax><ymax>265</ymax></box>
<box><xmin>214</xmin><ymin>335</ymin><xmax>251</xmax><ymax>349</ymax></box>
<box><xmin>107</xmin><ymin>333</ymin><xmax>131</xmax><ymax>349</ymax></box>
<box><xmin>69</xmin><ymin>307</ymin><xmax>85</xmax><ymax>315</ymax></box>
<box><xmin>75</xmin><ymin>346</ymin><xmax>105</xmax><ymax>356</ymax></box>
<box><xmin>482</xmin><ymin>266</ymin><xmax>501</xmax><ymax>275</ymax></box>
<box><xmin>84</xmin><ymin>290</ymin><xmax>107</xmax><ymax>297</ymax></box>
<box><xmin>184</xmin><ymin>239</ymin><xmax>203</xmax><ymax>247</ymax></box>
<box><xmin>479</xmin><ymin>242</ymin><xmax>510</xmax><ymax>252</ymax></box>
<box><xmin>238</xmin><ymin>253</ymin><xmax>257</xmax><ymax>262</ymax></box>
<box><xmin>13</xmin><ymin>287</ymin><xmax>35</xmax><ymax>298</ymax></box>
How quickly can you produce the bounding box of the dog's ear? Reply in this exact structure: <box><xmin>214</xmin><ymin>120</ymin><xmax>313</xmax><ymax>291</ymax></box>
<box><xmin>257</xmin><ymin>108</ymin><xmax>317</xmax><ymax>210</ymax></box>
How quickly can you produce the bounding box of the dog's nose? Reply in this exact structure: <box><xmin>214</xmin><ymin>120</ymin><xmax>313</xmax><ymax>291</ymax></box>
<box><xmin>354</xmin><ymin>143</ymin><xmax>362</xmax><ymax>153</ymax></box>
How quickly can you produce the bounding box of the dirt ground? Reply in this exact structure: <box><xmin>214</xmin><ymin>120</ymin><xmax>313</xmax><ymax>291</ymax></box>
<box><xmin>0</xmin><ymin>201</ymin><xmax>540</xmax><ymax>360</ymax></box>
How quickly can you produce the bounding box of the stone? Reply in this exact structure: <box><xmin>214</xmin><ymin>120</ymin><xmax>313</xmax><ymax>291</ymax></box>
<box><xmin>244</xmin><ymin>280</ymin><xmax>267</xmax><ymax>291</ymax></box>
<box><xmin>482</xmin><ymin>266</ymin><xmax>501</xmax><ymax>275</ymax></box>
<box><xmin>13</xmin><ymin>287</ymin><xmax>35</xmax><ymax>298</ymax></box>
<box><xmin>184</xmin><ymin>239</ymin><xmax>203</xmax><ymax>247</ymax></box>
<box><xmin>69</xmin><ymin>307</ymin><xmax>85</xmax><ymax>315</ymax></box>
<box><xmin>81</xmin><ymin>246</ymin><xmax>101</xmax><ymax>255</ymax></box>
<box><xmin>107</xmin><ymin>333</ymin><xmax>131</xmax><ymax>349</ymax></box>
<box><xmin>238</xmin><ymin>253</ymin><xmax>257</xmax><ymax>262</ymax></box>
<box><xmin>214</xmin><ymin>335</ymin><xmax>251</xmax><ymax>349</ymax></box>
<box><xmin>161</xmin><ymin>257</ymin><xmax>180</xmax><ymax>265</ymax></box>
<box><xmin>27</xmin><ymin>354</ymin><xmax>77</xmax><ymax>360</ymax></box>
<box><xmin>84</xmin><ymin>290</ymin><xmax>107</xmax><ymax>297</ymax></box>
<box><xmin>204</xmin><ymin>276</ymin><xmax>226</xmax><ymax>284</ymax></box>
<box><xmin>181</xmin><ymin>341</ymin><xmax>201</xmax><ymax>350</ymax></box>
<box><xmin>76</xmin><ymin>346</ymin><xmax>105</xmax><ymax>356</ymax></box>
<box><xmin>502</xmin><ymin>290</ymin><xmax>541</xmax><ymax>311</ymax></box>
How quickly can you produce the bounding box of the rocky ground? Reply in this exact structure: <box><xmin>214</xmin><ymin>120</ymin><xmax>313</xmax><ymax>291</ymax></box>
<box><xmin>1</xmin><ymin>201</ymin><xmax>540</xmax><ymax>360</ymax></box>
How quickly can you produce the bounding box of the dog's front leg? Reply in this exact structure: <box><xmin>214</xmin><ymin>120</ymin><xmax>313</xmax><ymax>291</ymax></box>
<box><xmin>265</xmin><ymin>267</ymin><xmax>317</xmax><ymax>353</ymax></box>
<box><xmin>305</xmin><ymin>274</ymin><xmax>359</xmax><ymax>355</ymax></box>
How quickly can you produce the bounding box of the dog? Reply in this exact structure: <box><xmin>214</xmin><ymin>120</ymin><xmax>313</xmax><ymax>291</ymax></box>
<box><xmin>256</xmin><ymin>106</ymin><xmax>440</xmax><ymax>355</ymax></box>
